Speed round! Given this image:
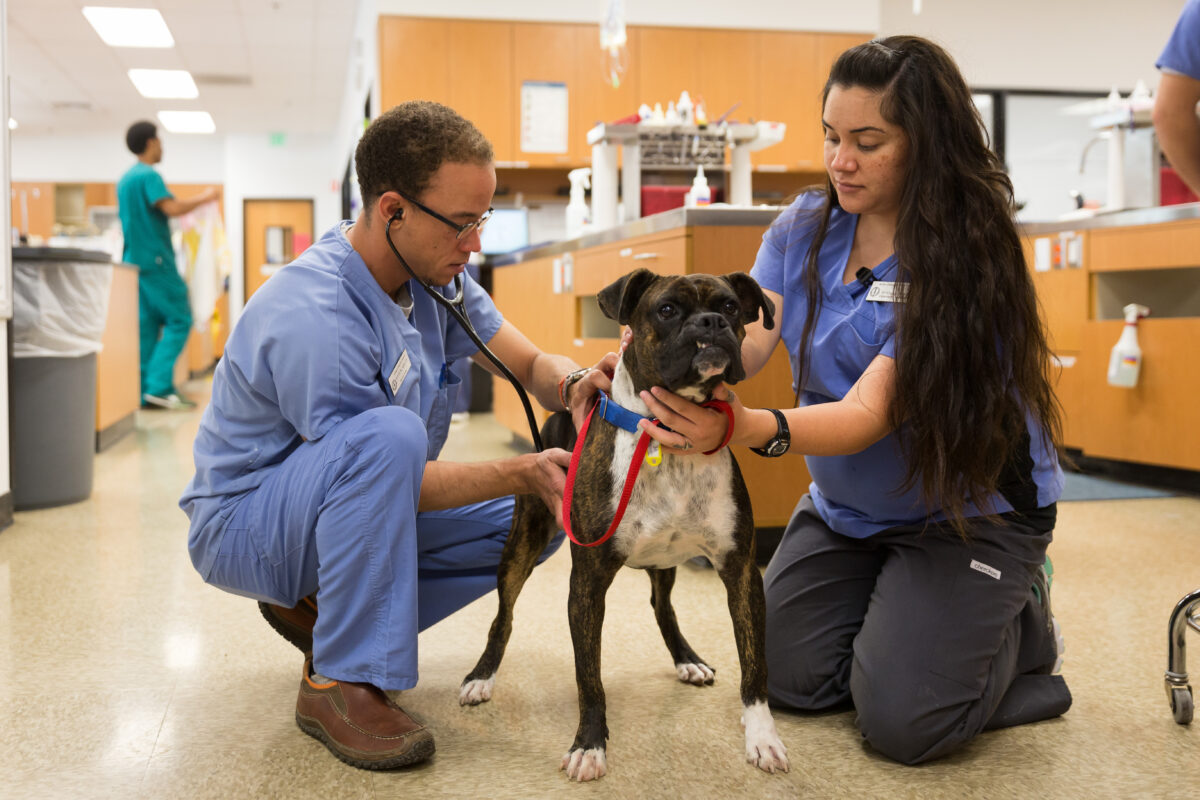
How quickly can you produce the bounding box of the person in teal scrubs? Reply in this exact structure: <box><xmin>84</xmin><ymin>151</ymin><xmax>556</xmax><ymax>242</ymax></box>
<box><xmin>117</xmin><ymin>120</ymin><xmax>219</xmax><ymax>409</ymax></box>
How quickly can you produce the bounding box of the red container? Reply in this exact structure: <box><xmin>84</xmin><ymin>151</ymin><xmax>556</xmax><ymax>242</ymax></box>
<box><xmin>1161</xmin><ymin>167</ymin><xmax>1199</xmax><ymax>206</ymax></box>
<box><xmin>639</xmin><ymin>185</ymin><xmax>726</xmax><ymax>217</ymax></box>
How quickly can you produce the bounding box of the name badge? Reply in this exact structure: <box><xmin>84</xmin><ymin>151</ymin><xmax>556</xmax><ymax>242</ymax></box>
<box><xmin>388</xmin><ymin>350</ymin><xmax>411</xmax><ymax>395</ymax></box>
<box><xmin>866</xmin><ymin>281</ymin><xmax>909</xmax><ymax>303</ymax></box>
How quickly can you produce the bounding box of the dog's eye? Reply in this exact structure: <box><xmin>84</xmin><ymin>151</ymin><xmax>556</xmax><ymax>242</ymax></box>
<box><xmin>722</xmin><ymin>299</ymin><xmax>740</xmax><ymax>317</ymax></box>
<box><xmin>657</xmin><ymin>302</ymin><xmax>677</xmax><ymax>320</ymax></box>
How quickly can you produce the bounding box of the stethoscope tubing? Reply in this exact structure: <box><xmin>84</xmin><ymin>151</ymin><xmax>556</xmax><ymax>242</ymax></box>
<box><xmin>385</xmin><ymin>215</ymin><xmax>545</xmax><ymax>452</ymax></box>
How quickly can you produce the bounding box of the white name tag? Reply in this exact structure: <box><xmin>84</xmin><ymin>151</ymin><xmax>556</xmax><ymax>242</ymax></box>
<box><xmin>388</xmin><ymin>350</ymin><xmax>411</xmax><ymax>395</ymax></box>
<box><xmin>866</xmin><ymin>281</ymin><xmax>909</xmax><ymax>303</ymax></box>
<box><xmin>970</xmin><ymin>559</ymin><xmax>1001</xmax><ymax>580</ymax></box>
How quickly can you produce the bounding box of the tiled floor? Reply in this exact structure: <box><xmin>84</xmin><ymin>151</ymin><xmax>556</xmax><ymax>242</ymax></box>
<box><xmin>2</xmin><ymin>376</ymin><xmax>1200</xmax><ymax>798</ymax></box>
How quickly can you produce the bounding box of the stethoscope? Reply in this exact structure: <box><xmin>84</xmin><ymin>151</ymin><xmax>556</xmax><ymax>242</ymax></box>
<box><xmin>385</xmin><ymin>210</ymin><xmax>545</xmax><ymax>451</ymax></box>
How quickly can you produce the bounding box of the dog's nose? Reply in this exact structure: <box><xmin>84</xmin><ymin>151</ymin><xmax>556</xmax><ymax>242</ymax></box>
<box><xmin>696</xmin><ymin>313</ymin><xmax>730</xmax><ymax>333</ymax></box>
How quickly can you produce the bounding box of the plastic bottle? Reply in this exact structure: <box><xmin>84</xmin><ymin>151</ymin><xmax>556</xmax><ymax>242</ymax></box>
<box><xmin>686</xmin><ymin>165</ymin><xmax>711</xmax><ymax>208</ymax></box>
<box><xmin>1106</xmin><ymin>303</ymin><xmax>1150</xmax><ymax>388</ymax></box>
<box><xmin>677</xmin><ymin>90</ymin><xmax>694</xmax><ymax>125</ymax></box>
<box><xmin>566</xmin><ymin>168</ymin><xmax>592</xmax><ymax>239</ymax></box>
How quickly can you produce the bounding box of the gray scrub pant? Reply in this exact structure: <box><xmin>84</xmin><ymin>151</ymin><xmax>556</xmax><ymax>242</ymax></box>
<box><xmin>763</xmin><ymin>495</ymin><xmax>1072</xmax><ymax>765</ymax></box>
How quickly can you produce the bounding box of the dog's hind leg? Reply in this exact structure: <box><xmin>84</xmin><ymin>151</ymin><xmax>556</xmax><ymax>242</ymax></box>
<box><xmin>647</xmin><ymin>567</ymin><xmax>715</xmax><ymax>685</ymax></box>
<box><xmin>459</xmin><ymin>494</ymin><xmax>556</xmax><ymax>706</ymax></box>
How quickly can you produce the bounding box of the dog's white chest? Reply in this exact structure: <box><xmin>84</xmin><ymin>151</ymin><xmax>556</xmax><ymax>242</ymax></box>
<box><xmin>610</xmin><ymin>444</ymin><xmax>739</xmax><ymax>570</ymax></box>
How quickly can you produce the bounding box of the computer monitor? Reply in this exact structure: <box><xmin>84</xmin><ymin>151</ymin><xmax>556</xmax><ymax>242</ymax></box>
<box><xmin>479</xmin><ymin>207</ymin><xmax>530</xmax><ymax>255</ymax></box>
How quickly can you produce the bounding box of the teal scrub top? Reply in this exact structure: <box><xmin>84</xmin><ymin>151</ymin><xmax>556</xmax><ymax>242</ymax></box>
<box><xmin>117</xmin><ymin>161</ymin><xmax>175</xmax><ymax>270</ymax></box>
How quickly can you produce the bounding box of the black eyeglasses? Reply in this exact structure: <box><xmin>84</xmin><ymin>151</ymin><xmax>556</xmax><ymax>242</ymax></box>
<box><xmin>396</xmin><ymin>189</ymin><xmax>493</xmax><ymax>240</ymax></box>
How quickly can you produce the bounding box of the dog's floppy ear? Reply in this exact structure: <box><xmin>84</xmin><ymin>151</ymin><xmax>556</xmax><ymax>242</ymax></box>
<box><xmin>597</xmin><ymin>268</ymin><xmax>660</xmax><ymax>324</ymax></box>
<box><xmin>724</xmin><ymin>272</ymin><xmax>775</xmax><ymax>330</ymax></box>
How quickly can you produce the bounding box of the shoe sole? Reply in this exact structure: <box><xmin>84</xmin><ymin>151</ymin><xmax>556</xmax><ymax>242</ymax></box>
<box><xmin>295</xmin><ymin>710</ymin><xmax>435</xmax><ymax>770</ymax></box>
<box><xmin>259</xmin><ymin>601</ymin><xmax>314</xmax><ymax>655</ymax></box>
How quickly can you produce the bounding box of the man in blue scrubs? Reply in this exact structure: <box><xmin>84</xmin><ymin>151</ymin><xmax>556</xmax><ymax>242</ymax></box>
<box><xmin>117</xmin><ymin>120</ymin><xmax>218</xmax><ymax>409</ymax></box>
<box><xmin>180</xmin><ymin>101</ymin><xmax>611</xmax><ymax>770</ymax></box>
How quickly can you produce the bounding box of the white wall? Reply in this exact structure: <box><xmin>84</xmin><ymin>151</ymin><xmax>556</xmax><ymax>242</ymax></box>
<box><xmin>9</xmin><ymin>133</ymin><xmax>224</xmax><ymax>184</ymax></box>
<box><xmin>376</xmin><ymin>0</ymin><xmax>880</xmax><ymax>32</ymax></box>
<box><xmin>879</xmin><ymin>0</ymin><xmax>1185</xmax><ymax>93</ymax></box>
<box><xmin>1</xmin><ymin>0</ymin><xmax>12</xmax><ymax>505</ymax></box>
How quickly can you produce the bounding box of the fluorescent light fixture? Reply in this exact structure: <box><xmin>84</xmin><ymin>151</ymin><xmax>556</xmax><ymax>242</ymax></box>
<box><xmin>82</xmin><ymin>7</ymin><xmax>174</xmax><ymax>48</ymax></box>
<box><xmin>157</xmin><ymin>110</ymin><xmax>215</xmax><ymax>134</ymax></box>
<box><xmin>128</xmin><ymin>69</ymin><xmax>198</xmax><ymax>99</ymax></box>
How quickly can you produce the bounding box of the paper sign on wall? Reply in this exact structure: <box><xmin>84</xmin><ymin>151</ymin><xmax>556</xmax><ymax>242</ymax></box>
<box><xmin>521</xmin><ymin>80</ymin><xmax>568</xmax><ymax>154</ymax></box>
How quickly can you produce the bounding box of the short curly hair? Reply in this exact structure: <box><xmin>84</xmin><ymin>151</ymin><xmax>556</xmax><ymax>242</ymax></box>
<box><xmin>125</xmin><ymin>120</ymin><xmax>157</xmax><ymax>155</ymax></box>
<box><xmin>355</xmin><ymin>100</ymin><xmax>493</xmax><ymax>208</ymax></box>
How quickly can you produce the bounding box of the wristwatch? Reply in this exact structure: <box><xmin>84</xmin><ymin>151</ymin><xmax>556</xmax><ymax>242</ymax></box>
<box><xmin>749</xmin><ymin>408</ymin><xmax>790</xmax><ymax>457</ymax></box>
<box><xmin>559</xmin><ymin>367</ymin><xmax>591</xmax><ymax>409</ymax></box>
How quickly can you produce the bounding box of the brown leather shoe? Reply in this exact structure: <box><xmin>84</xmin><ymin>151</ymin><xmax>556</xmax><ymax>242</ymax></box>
<box><xmin>259</xmin><ymin>594</ymin><xmax>317</xmax><ymax>654</ymax></box>
<box><xmin>295</xmin><ymin>658</ymin><xmax>435</xmax><ymax>770</ymax></box>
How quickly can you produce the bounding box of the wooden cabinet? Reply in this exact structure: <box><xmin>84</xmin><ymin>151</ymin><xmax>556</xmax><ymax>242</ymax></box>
<box><xmin>378</xmin><ymin>17</ymin><xmax>515</xmax><ymax>162</ymax></box>
<box><xmin>493</xmin><ymin>223</ymin><xmax>810</xmax><ymax>528</ymax></box>
<box><xmin>378</xmin><ymin>16</ymin><xmax>871</xmax><ymax>176</ymax></box>
<box><xmin>96</xmin><ymin>263</ymin><xmax>140</xmax><ymax>450</ymax></box>
<box><xmin>10</xmin><ymin>182</ymin><xmax>55</xmax><ymax>239</ymax></box>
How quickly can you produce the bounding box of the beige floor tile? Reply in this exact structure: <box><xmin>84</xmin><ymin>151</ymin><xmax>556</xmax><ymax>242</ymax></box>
<box><xmin>2</xmin><ymin>377</ymin><xmax>1200</xmax><ymax>799</ymax></box>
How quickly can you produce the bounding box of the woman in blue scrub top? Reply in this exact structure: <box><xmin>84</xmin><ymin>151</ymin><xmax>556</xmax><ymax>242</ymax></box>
<box><xmin>180</xmin><ymin>101</ymin><xmax>615</xmax><ymax>771</ymax></box>
<box><xmin>636</xmin><ymin>36</ymin><xmax>1070</xmax><ymax>764</ymax></box>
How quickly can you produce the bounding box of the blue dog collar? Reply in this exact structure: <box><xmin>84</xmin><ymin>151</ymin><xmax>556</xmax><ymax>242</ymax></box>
<box><xmin>595</xmin><ymin>390</ymin><xmax>651</xmax><ymax>434</ymax></box>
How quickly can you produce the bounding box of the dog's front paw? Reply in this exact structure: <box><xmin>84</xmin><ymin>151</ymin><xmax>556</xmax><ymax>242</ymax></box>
<box><xmin>458</xmin><ymin>675</ymin><xmax>495</xmax><ymax>706</ymax></box>
<box><xmin>561</xmin><ymin>747</ymin><xmax>607</xmax><ymax>781</ymax></box>
<box><xmin>675</xmin><ymin>661</ymin><xmax>716</xmax><ymax>685</ymax></box>
<box><xmin>742</xmin><ymin>700</ymin><xmax>789</xmax><ymax>774</ymax></box>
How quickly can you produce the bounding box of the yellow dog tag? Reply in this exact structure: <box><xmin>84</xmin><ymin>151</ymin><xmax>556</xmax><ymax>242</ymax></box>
<box><xmin>645</xmin><ymin>440</ymin><xmax>662</xmax><ymax>467</ymax></box>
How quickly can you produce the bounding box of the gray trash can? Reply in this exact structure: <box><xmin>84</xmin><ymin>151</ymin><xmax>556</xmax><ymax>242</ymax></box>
<box><xmin>11</xmin><ymin>247</ymin><xmax>112</xmax><ymax>510</ymax></box>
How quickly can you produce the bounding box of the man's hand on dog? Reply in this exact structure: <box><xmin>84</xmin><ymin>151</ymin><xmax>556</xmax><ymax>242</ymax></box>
<box><xmin>565</xmin><ymin>350</ymin><xmax>622</xmax><ymax>432</ymax></box>
<box><xmin>527</xmin><ymin>448</ymin><xmax>572</xmax><ymax>528</ymax></box>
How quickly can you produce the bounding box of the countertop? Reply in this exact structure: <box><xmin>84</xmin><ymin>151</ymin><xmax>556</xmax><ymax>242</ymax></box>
<box><xmin>12</xmin><ymin>246</ymin><xmax>116</xmax><ymax>263</ymax></box>
<box><xmin>487</xmin><ymin>205</ymin><xmax>783</xmax><ymax>267</ymax></box>
<box><xmin>1019</xmin><ymin>202</ymin><xmax>1200</xmax><ymax>236</ymax></box>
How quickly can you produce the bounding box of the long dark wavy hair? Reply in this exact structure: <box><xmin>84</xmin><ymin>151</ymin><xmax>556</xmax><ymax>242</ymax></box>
<box><xmin>796</xmin><ymin>36</ymin><xmax>1063</xmax><ymax>533</ymax></box>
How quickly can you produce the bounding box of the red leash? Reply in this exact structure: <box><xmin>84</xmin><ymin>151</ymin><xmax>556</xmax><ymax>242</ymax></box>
<box><xmin>561</xmin><ymin>398</ymin><xmax>734</xmax><ymax>548</ymax></box>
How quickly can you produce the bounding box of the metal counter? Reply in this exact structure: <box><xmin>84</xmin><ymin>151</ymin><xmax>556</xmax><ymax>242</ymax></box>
<box><xmin>1019</xmin><ymin>202</ymin><xmax>1200</xmax><ymax>236</ymax></box>
<box><xmin>487</xmin><ymin>205</ymin><xmax>783</xmax><ymax>267</ymax></box>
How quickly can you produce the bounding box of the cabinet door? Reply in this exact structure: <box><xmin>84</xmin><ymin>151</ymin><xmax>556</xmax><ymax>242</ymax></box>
<box><xmin>10</xmin><ymin>182</ymin><xmax>55</xmax><ymax>239</ymax></box>
<box><xmin>378</xmin><ymin>17</ymin><xmax>450</xmax><ymax>112</ymax></box>
<box><xmin>513</xmin><ymin>22</ymin><xmax>580</xmax><ymax>168</ymax></box>
<box><xmin>634</xmin><ymin>27</ymin><xmax>698</xmax><ymax>115</ymax></box>
<box><xmin>695</xmin><ymin>29</ymin><xmax>760</xmax><ymax>135</ymax></box>
<box><xmin>448</xmin><ymin>20</ymin><xmax>515</xmax><ymax>164</ymax></box>
<box><xmin>574</xmin><ymin>24</ymin><xmax>641</xmax><ymax>164</ymax></box>
<box><xmin>755</xmin><ymin>31</ymin><xmax>821</xmax><ymax>171</ymax></box>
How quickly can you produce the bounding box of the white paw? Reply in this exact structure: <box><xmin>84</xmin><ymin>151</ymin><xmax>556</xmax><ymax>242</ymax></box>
<box><xmin>458</xmin><ymin>675</ymin><xmax>495</xmax><ymax>706</ymax></box>
<box><xmin>561</xmin><ymin>747</ymin><xmax>607</xmax><ymax>781</ymax></box>
<box><xmin>676</xmin><ymin>661</ymin><xmax>716</xmax><ymax>685</ymax></box>
<box><xmin>742</xmin><ymin>700</ymin><xmax>789</xmax><ymax>774</ymax></box>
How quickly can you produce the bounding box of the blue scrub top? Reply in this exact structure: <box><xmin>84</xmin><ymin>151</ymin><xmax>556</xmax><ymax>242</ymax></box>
<box><xmin>750</xmin><ymin>193</ymin><xmax>1062</xmax><ymax>538</ymax></box>
<box><xmin>180</xmin><ymin>222</ymin><xmax>504</xmax><ymax>574</ymax></box>
<box><xmin>1158</xmin><ymin>0</ymin><xmax>1200</xmax><ymax>79</ymax></box>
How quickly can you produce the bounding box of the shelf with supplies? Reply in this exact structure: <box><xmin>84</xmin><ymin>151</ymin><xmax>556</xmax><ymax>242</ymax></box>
<box><xmin>1021</xmin><ymin>203</ymin><xmax>1200</xmax><ymax>470</ymax></box>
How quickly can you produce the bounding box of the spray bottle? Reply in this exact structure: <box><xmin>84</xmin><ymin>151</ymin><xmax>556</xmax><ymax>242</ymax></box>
<box><xmin>686</xmin><ymin>165</ymin><xmax>711</xmax><ymax>208</ymax></box>
<box><xmin>566</xmin><ymin>168</ymin><xmax>592</xmax><ymax>239</ymax></box>
<box><xmin>1106</xmin><ymin>303</ymin><xmax>1150</xmax><ymax>388</ymax></box>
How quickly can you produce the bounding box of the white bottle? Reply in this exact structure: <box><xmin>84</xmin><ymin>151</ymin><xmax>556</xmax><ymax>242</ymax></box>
<box><xmin>677</xmin><ymin>90</ymin><xmax>694</xmax><ymax>125</ymax></box>
<box><xmin>1106</xmin><ymin>303</ymin><xmax>1150</xmax><ymax>388</ymax></box>
<box><xmin>565</xmin><ymin>168</ymin><xmax>592</xmax><ymax>239</ymax></box>
<box><xmin>686</xmin><ymin>165</ymin><xmax>711</xmax><ymax>208</ymax></box>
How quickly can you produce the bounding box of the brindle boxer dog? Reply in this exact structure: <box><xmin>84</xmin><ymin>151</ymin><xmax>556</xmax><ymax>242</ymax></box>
<box><xmin>459</xmin><ymin>268</ymin><xmax>789</xmax><ymax>781</ymax></box>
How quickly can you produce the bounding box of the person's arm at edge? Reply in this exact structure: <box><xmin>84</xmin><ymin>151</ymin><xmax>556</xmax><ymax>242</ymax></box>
<box><xmin>1153</xmin><ymin>71</ymin><xmax>1200</xmax><ymax>198</ymax></box>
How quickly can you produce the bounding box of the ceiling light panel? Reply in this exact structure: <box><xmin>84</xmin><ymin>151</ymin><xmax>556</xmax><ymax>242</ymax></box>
<box><xmin>82</xmin><ymin>7</ymin><xmax>175</xmax><ymax>48</ymax></box>
<box><xmin>157</xmin><ymin>111</ymin><xmax>216</xmax><ymax>134</ymax></box>
<box><xmin>128</xmin><ymin>69</ymin><xmax>199</xmax><ymax>99</ymax></box>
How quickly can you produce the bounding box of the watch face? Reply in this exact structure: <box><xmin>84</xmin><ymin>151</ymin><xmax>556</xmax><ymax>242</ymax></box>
<box><xmin>767</xmin><ymin>439</ymin><xmax>788</xmax><ymax>456</ymax></box>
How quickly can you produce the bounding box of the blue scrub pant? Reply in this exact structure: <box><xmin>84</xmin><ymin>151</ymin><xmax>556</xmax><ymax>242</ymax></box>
<box><xmin>203</xmin><ymin>405</ymin><xmax>563</xmax><ymax>691</ymax></box>
<box><xmin>138</xmin><ymin>266</ymin><xmax>193</xmax><ymax>398</ymax></box>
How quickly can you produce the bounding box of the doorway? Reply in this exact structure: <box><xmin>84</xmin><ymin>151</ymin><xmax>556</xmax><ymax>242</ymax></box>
<box><xmin>243</xmin><ymin>198</ymin><xmax>315</xmax><ymax>302</ymax></box>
